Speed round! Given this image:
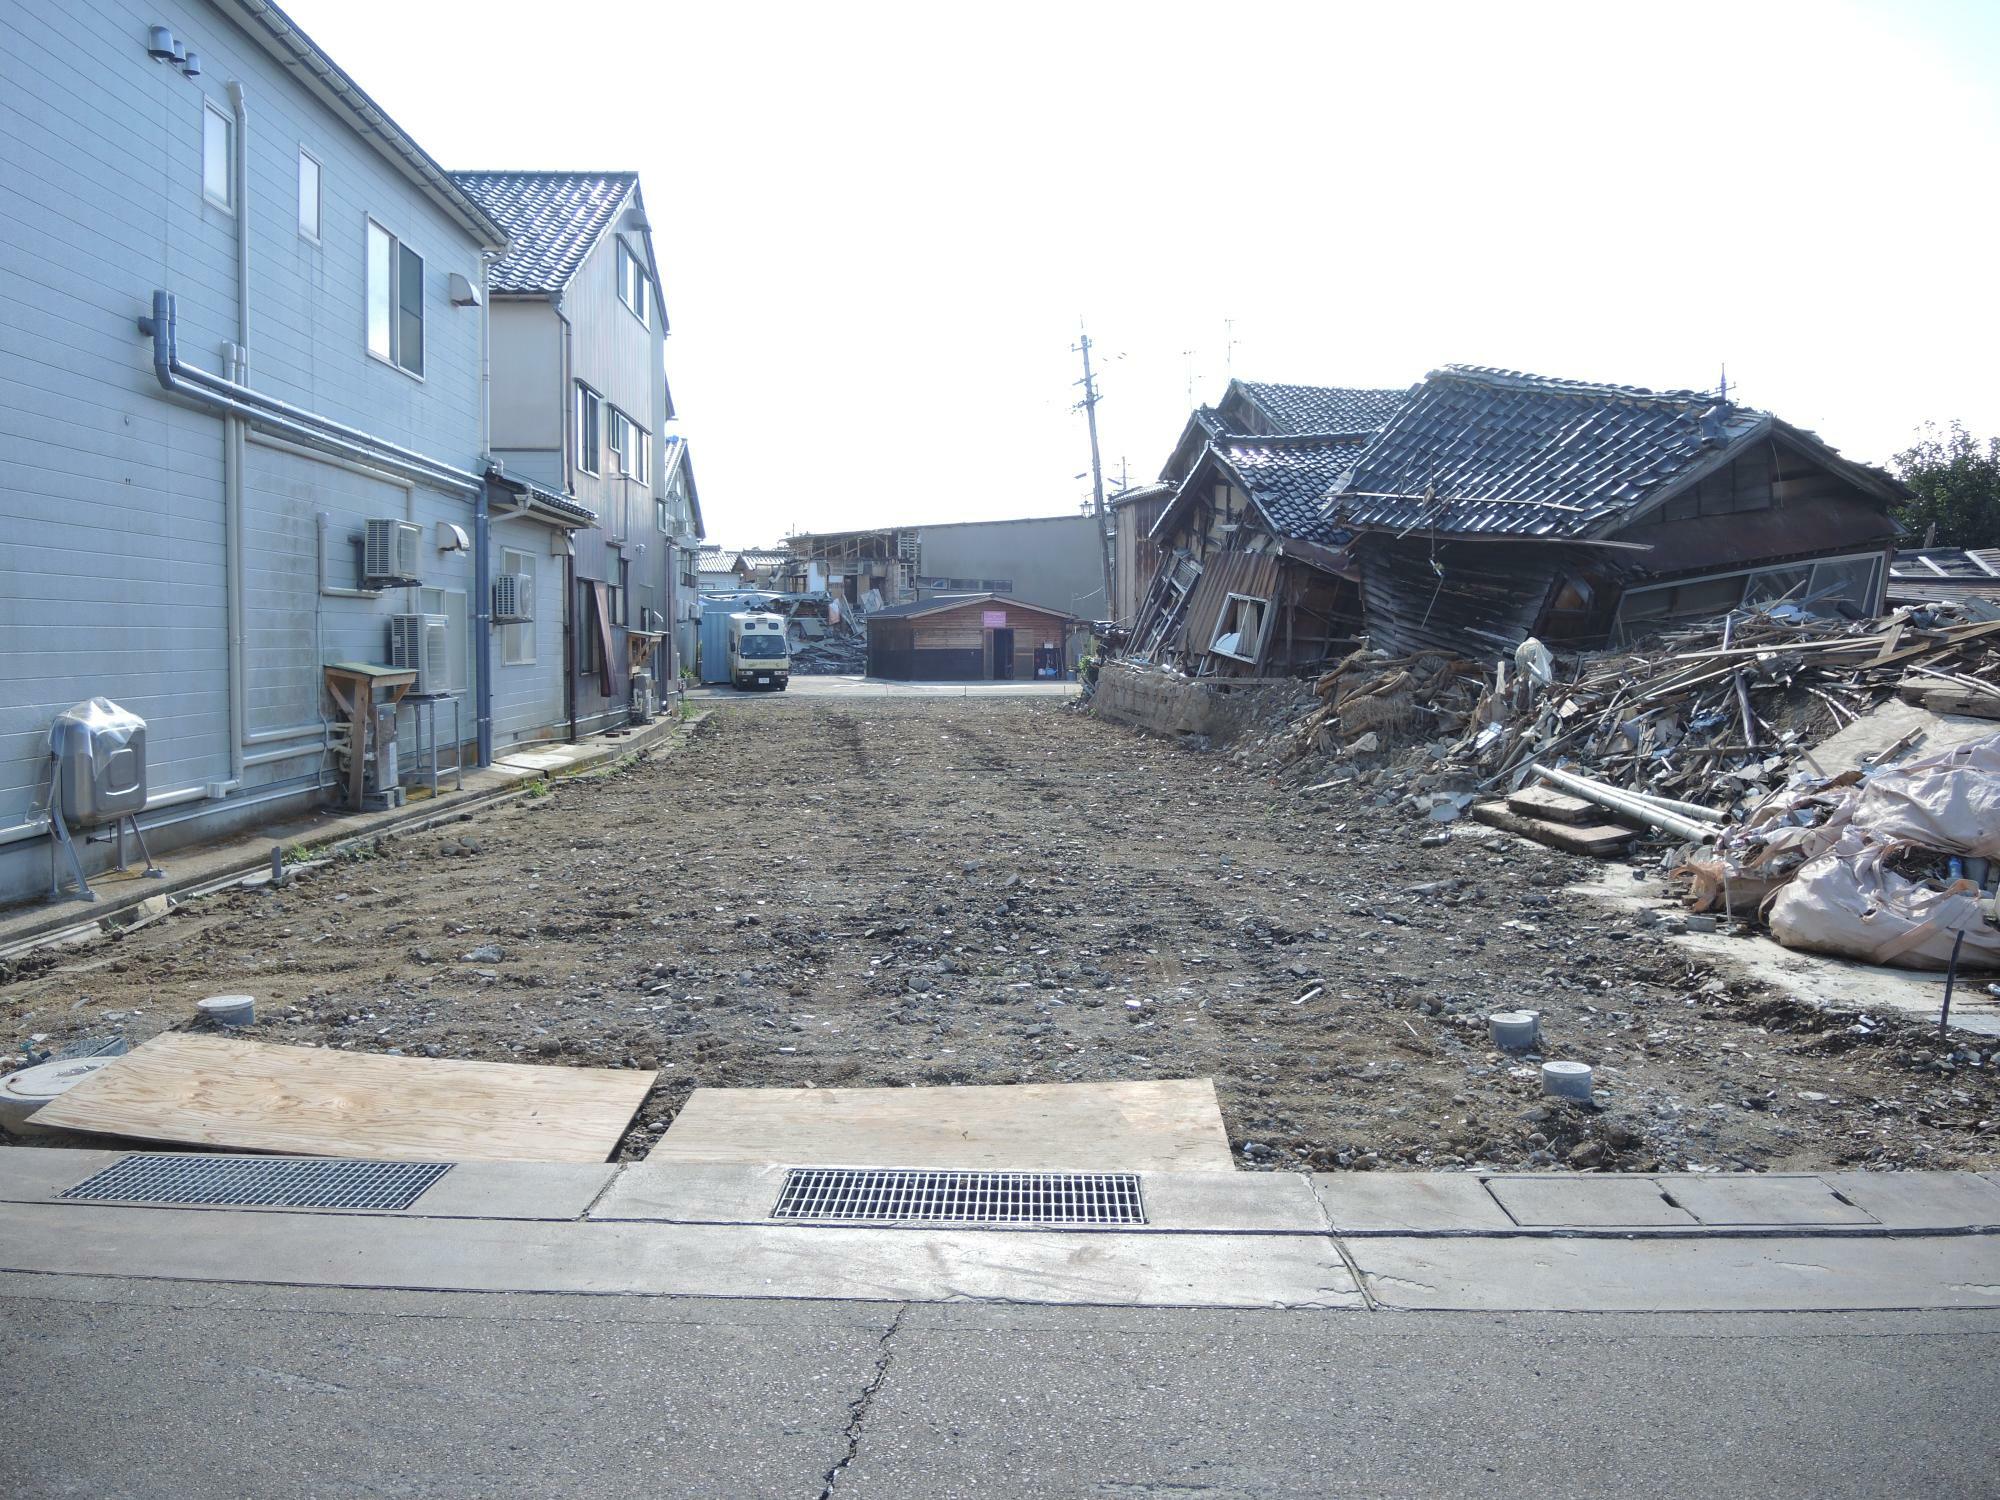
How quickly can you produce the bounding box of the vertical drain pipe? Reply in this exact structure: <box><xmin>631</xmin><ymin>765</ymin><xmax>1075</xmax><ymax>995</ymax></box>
<box><xmin>221</xmin><ymin>79</ymin><xmax>252</xmax><ymax>789</ymax></box>
<box><xmin>472</xmin><ymin>254</ymin><xmax>494</xmax><ymax>768</ymax></box>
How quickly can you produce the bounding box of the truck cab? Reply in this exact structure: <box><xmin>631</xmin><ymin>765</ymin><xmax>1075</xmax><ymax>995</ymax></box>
<box><xmin>727</xmin><ymin>612</ymin><xmax>790</xmax><ymax>690</ymax></box>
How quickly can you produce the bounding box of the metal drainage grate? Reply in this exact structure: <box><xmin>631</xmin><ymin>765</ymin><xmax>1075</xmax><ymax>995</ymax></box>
<box><xmin>771</xmin><ymin>1168</ymin><xmax>1145</xmax><ymax>1226</ymax></box>
<box><xmin>61</xmin><ymin>1153</ymin><xmax>452</xmax><ymax>1211</ymax></box>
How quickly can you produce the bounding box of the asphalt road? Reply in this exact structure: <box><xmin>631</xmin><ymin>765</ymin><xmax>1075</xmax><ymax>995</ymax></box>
<box><xmin>4</xmin><ymin>1275</ymin><xmax>1994</xmax><ymax>1499</ymax></box>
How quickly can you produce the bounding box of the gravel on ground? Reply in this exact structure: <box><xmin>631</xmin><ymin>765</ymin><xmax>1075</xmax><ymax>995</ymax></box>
<box><xmin>3</xmin><ymin>698</ymin><xmax>1994</xmax><ymax>1172</ymax></box>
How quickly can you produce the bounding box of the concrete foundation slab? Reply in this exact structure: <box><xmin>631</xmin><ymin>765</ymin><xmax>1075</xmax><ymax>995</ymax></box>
<box><xmin>1660</xmin><ymin>1174</ymin><xmax>1879</xmax><ymax>1226</ymax></box>
<box><xmin>1486</xmin><ymin>1174</ymin><xmax>1698</xmax><ymax>1227</ymax></box>
<box><xmin>1353</xmin><ymin>1234</ymin><xmax>2000</xmax><ymax>1311</ymax></box>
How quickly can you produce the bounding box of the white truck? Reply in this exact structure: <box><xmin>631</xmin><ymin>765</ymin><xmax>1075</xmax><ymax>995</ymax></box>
<box><xmin>727</xmin><ymin>612</ymin><xmax>790</xmax><ymax>690</ymax></box>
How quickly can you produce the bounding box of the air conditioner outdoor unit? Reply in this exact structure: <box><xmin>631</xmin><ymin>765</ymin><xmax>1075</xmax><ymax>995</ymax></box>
<box><xmin>363</xmin><ymin>519</ymin><xmax>423</xmax><ymax>586</ymax></box>
<box><xmin>491</xmin><ymin>573</ymin><xmax>534</xmax><ymax>623</ymax></box>
<box><xmin>389</xmin><ymin>613</ymin><xmax>451</xmax><ymax>695</ymax></box>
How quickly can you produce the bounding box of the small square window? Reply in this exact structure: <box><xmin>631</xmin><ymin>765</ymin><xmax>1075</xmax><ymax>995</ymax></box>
<box><xmin>203</xmin><ymin>102</ymin><xmax>232</xmax><ymax>207</ymax></box>
<box><xmin>298</xmin><ymin>150</ymin><xmax>321</xmax><ymax>240</ymax></box>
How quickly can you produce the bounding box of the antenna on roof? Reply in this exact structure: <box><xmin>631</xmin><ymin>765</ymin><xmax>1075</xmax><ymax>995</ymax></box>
<box><xmin>1224</xmin><ymin>318</ymin><xmax>1236</xmax><ymax>376</ymax></box>
<box><xmin>1719</xmin><ymin>363</ymin><xmax>1728</xmax><ymax>403</ymax></box>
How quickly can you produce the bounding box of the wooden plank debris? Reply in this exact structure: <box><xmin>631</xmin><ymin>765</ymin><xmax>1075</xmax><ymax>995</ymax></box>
<box><xmin>1471</xmin><ymin>801</ymin><xmax>1636</xmax><ymax>857</ymax></box>
<box><xmin>34</xmin><ymin>1033</ymin><xmax>657</xmax><ymax>1162</ymax></box>
<box><xmin>653</xmin><ymin>1078</ymin><xmax>1237</xmax><ymax>1172</ymax></box>
<box><xmin>1924</xmin><ymin>689</ymin><xmax>2000</xmax><ymax>720</ymax></box>
<box><xmin>1506</xmin><ymin>786</ymin><xmax>1598</xmax><ymax>824</ymax></box>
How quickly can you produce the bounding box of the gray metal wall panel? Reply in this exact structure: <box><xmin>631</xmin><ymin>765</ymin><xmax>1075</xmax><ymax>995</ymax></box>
<box><xmin>918</xmin><ymin>516</ymin><xmax>1103</xmax><ymax>618</ymax></box>
<box><xmin>0</xmin><ymin>0</ymin><xmax>488</xmax><ymax>902</ymax></box>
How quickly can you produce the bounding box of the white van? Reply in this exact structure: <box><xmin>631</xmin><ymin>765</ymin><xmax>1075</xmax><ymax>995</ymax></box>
<box><xmin>727</xmin><ymin>612</ymin><xmax>790</xmax><ymax>690</ymax></box>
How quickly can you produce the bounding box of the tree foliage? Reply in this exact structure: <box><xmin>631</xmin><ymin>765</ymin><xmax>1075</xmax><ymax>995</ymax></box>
<box><xmin>1893</xmin><ymin>422</ymin><xmax>2000</xmax><ymax>549</ymax></box>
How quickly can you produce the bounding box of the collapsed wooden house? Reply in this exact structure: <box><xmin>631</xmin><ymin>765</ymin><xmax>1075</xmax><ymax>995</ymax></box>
<box><xmin>1125</xmin><ymin>382</ymin><xmax>1405</xmax><ymax>676</ymax></box>
<box><xmin>1327</xmin><ymin>366</ymin><xmax>1910</xmax><ymax>656</ymax></box>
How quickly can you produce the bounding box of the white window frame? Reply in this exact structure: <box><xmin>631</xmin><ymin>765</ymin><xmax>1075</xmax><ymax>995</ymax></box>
<box><xmin>1210</xmin><ymin>593</ymin><xmax>1273</xmax><ymax>663</ymax></box>
<box><xmin>607</xmin><ymin>408</ymin><xmax>628</xmax><ymax>473</ymax></box>
<box><xmin>575</xmin><ymin>383</ymin><xmax>602</xmax><ymax>475</ymax></box>
<box><xmin>365</xmin><ymin>218</ymin><xmax>425</xmax><ymax>378</ymax></box>
<box><xmin>616</xmin><ymin>239</ymin><xmax>649</xmax><ymax>328</ymax></box>
<box><xmin>500</xmin><ymin>549</ymin><xmax>536</xmax><ymax>667</ymax></box>
<box><xmin>297</xmin><ymin>148</ymin><xmax>322</xmax><ymax>242</ymax></box>
<box><xmin>631</xmin><ymin>425</ymin><xmax>650</xmax><ymax>488</ymax></box>
<box><xmin>202</xmin><ymin>100</ymin><xmax>233</xmax><ymax>209</ymax></box>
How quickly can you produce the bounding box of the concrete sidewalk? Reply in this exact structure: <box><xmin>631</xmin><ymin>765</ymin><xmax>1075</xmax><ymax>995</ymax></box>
<box><xmin>0</xmin><ymin>711</ymin><xmax>704</xmax><ymax>961</ymax></box>
<box><xmin>4</xmin><ymin>1151</ymin><xmax>1995</xmax><ymax>1314</ymax></box>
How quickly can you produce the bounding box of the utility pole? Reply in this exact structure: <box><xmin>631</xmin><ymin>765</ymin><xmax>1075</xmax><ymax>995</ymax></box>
<box><xmin>1074</xmin><ymin>324</ymin><xmax>1114</xmax><ymax>622</ymax></box>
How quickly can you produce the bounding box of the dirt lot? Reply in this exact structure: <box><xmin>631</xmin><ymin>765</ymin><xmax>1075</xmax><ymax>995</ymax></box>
<box><xmin>4</xmin><ymin>696</ymin><xmax>1997</xmax><ymax>1172</ymax></box>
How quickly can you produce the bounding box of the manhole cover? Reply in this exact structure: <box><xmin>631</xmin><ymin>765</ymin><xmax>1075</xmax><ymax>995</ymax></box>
<box><xmin>771</xmin><ymin>1168</ymin><xmax>1145</xmax><ymax>1225</ymax></box>
<box><xmin>62</xmin><ymin>1153</ymin><xmax>451</xmax><ymax>1211</ymax></box>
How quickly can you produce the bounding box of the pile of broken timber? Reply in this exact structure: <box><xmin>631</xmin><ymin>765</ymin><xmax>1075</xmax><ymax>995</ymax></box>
<box><xmin>1453</xmin><ymin>602</ymin><xmax>2000</xmax><ymax>851</ymax></box>
<box><xmin>1286</xmin><ymin>647</ymin><xmax>1486</xmax><ymax>757</ymax></box>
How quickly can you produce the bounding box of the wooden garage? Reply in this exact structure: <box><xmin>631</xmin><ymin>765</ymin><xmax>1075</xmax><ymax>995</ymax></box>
<box><xmin>865</xmin><ymin>593</ymin><xmax>1078</xmax><ymax>681</ymax></box>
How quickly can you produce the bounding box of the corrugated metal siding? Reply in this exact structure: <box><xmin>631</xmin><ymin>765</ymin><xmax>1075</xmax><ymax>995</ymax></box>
<box><xmin>1356</xmin><ymin>538</ymin><xmax>1562</xmax><ymax>658</ymax></box>
<box><xmin>0</xmin><ymin>0</ymin><xmax>489</xmax><ymax>903</ymax></box>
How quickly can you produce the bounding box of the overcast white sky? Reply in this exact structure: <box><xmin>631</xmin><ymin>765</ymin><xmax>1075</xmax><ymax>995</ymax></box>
<box><xmin>288</xmin><ymin>0</ymin><xmax>1999</xmax><ymax>547</ymax></box>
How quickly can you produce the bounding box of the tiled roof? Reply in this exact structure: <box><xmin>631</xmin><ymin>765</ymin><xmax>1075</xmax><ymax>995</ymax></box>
<box><xmin>450</xmin><ymin>171</ymin><xmax>637</xmax><ymax>293</ymax></box>
<box><xmin>1231</xmin><ymin>382</ymin><xmax>1407</xmax><ymax>435</ymax></box>
<box><xmin>1218</xmin><ymin>433</ymin><xmax>1371</xmax><ymax>544</ymax></box>
<box><xmin>737</xmin><ymin>550</ymin><xmax>791</xmax><ymax>569</ymax></box>
<box><xmin>1331</xmin><ymin>365</ymin><xmax>1782</xmax><ymax>540</ymax></box>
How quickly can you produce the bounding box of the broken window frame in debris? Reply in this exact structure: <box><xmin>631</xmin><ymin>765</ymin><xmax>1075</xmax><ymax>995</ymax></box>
<box><xmin>1610</xmin><ymin>550</ymin><xmax>1886</xmax><ymax>645</ymax></box>
<box><xmin>1209</xmin><ymin>592</ymin><xmax>1274</xmax><ymax>664</ymax></box>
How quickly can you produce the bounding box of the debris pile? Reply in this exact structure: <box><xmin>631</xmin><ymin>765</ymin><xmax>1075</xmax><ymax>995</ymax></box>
<box><xmin>1672</xmin><ymin>733</ymin><xmax>2000</xmax><ymax>969</ymax></box>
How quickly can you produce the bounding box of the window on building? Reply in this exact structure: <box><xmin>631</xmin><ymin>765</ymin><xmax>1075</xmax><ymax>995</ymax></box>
<box><xmin>575</xmin><ymin>383</ymin><xmax>602</xmax><ymax>475</ymax></box>
<box><xmin>501</xmin><ymin>549</ymin><xmax>535</xmax><ymax>666</ymax></box>
<box><xmin>656</xmin><ymin>496</ymin><xmax>671</xmax><ymax>534</ymax></box>
<box><xmin>366</xmin><ymin>220</ymin><xmax>424</xmax><ymax>375</ymax></box>
<box><xmin>1210</xmin><ymin>594</ymin><xmax>1270</xmax><ymax>662</ymax></box>
<box><xmin>612</xmin><ymin>557</ymin><xmax>630</xmax><ymax>626</ymax></box>
<box><xmin>579</xmin><ymin>582</ymin><xmax>602</xmax><ymax>676</ymax></box>
<box><xmin>298</xmin><ymin>149</ymin><xmax>321</xmax><ymax>240</ymax></box>
<box><xmin>607</xmin><ymin>409</ymin><xmax>627</xmax><ymax>473</ymax></box>
<box><xmin>630</xmin><ymin>425</ymin><xmax>650</xmax><ymax>487</ymax></box>
<box><xmin>202</xmin><ymin>101</ymin><xmax>232</xmax><ymax>207</ymax></box>
<box><xmin>617</xmin><ymin>240</ymin><xmax>649</xmax><ymax>327</ymax></box>
<box><xmin>416</xmin><ymin>586</ymin><xmax>469</xmax><ymax>692</ymax></box>
<box><xmin>1611</xmin><ymin>552</ymin><xmax>1886</xmax><ymax>644</ymax></box>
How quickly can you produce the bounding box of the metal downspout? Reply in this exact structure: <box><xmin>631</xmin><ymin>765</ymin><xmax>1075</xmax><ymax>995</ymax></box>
<box><xmin>473</xmin><ymin>253</ymin><xmax>494</xmax><ymax>768</ymax></box>
<box><xmin>222</xmin><ymin>80</ymin><xmax>251</xmax><ymax>788</ymax></box>
<box><xmin>556</xmin><ymin>294</ymin><xmax>579</xmax><ymax>743</ymax></box>
<box><xmin>474</xmin><ymin>482</ymin><xmax>493</xmax><ymax>767</ymax></box>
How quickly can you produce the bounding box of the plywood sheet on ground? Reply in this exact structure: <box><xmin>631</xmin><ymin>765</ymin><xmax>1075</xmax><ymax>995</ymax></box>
<box><xmin>34</xmin><ymin>1033</ymin><xmax>656</xmax><ymax>1163</ymax></box>
<box><xmin>653</xmin><ymin>1078</ymin><xmax>1235</xmax><ymax>1172</ymax></box>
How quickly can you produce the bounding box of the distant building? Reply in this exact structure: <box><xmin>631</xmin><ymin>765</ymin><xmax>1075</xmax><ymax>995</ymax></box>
<box><xmin>865</xmin><ymin>595</ymin><xmax>1079</xmax><ymax>681</ymax></box>
<box><xmin>786</xmin><ymin>514</ymin><xmax>1102</xmax><ymax>617</ymax></box>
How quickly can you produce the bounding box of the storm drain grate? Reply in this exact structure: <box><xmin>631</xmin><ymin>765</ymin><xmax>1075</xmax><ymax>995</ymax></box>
<box><xmin>61</xmin><ymin>1153</ymin><xmax>452</xmax><ymax>1211</ymax></box>
<box><xmin>771</xmin><ymin>1168</ymin><xmax>1145</xmax><ymax>1225</ymax></box>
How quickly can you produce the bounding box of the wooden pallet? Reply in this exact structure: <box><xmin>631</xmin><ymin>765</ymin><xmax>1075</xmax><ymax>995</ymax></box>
<box><xmin>1471</xmin><ymin>801</ymin><xmax>1636</xmax><ymax>857</ymax></box>
<box><xmin>653</xmin><ymin>1078</ymin><xmax>1236</xmax><ymax>1172</ymax></box>
<box><xmin>34</xmin><ymin>1033</ymin><xmax>657</xmax><ymax>1162</ymax></box>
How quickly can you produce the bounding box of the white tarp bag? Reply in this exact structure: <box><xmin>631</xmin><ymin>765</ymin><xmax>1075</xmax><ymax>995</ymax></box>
<box><xmin>1765</xmin><ymin>842</ymin><xmax>2000</xmax><ymax>970</ymax></box>
<box><xmin>1851</xmin><ymin>732</ymin><xmax>2000</xmax><ymax>856</ymax></box>
<box><xmin>48</xmin><ymin>697</ymin><xmax>145</xmax><ymax>773</ymax></box>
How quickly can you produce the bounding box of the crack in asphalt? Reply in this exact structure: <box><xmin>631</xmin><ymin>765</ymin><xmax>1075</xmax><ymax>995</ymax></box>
<box><xmin>818</xmin><ymin>1303</ymin><xmax>907</xmax><ymax>1498</ymax></box>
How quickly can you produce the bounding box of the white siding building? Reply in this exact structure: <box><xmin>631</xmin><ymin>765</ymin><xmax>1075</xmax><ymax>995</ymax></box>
<box><xmin>0</xmin><ymin>0</ymin><xmax>514</xmax><ymax>905</ymax></box>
